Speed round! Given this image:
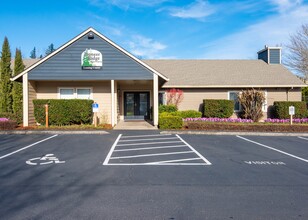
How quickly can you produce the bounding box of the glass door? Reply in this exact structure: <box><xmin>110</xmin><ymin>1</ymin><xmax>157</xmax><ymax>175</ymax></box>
<box><xmin>124</xmin><ymin>92</ymin><xmax>150</xmax><ymax>120</ymax></box>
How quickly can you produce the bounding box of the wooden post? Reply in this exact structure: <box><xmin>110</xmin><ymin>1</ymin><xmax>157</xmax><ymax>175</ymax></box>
<box><xmin>45</xmin><ymin>104</ymin><xmax>49</xmax><ymax>128</ymax></box>
<box><xmin>94</xmin><ymin>112</ymin><xmax>97</xmax><ymax>127</ymax></box>
<box><xmin>290</xmin><ymin>114</ymin><xmax>293</xmax><ymax>125</ymax></box>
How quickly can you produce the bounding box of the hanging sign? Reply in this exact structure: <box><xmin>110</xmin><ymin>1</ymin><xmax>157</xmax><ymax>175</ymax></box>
<box><xmin>81</xmin><ymin>49</ymin><xmax>102</xmax><ymax>70</ymax></box>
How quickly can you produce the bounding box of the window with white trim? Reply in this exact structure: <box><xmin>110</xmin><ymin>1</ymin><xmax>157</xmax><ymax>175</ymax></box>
<box><xmin>59</xmin><ymin>88</ymin><xmax>74</xmax><ymax>99</ymax></box>
<box><xmin>159</xmin><ymin>91</ymin><xmax>166</xmax><ymax>105</ymax></box>
<box><xmin>262</xmin><ymin>90</ymin><xmax>268</xmax><ymax>112</ymax></box>
<box><xmin>59</xmin><ymin>87</ymin><xmax>92</xmax><ymax>99</ymax></box>
<box><xmin>77</xmin><ymin>88</ymin><xmax>91</xmax><ymax>99</ymax></box>
<box><xmin>228</xmin><ymin>91</ymin><xmax>241</xmax><ymax>112</ymax></box>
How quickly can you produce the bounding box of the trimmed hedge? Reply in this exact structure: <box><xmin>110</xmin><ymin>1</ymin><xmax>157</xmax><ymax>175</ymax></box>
<box><xmin>273</xmin><ymin>101</ymin><xmax>308</xmax><ymax>119</ymax></box>
<box><xmin>33</xmin><ymin>99</ymin><xmax>94</xmax><ymax>125</ymax></box>
<box><xmin>177</xmin><ymin>110</ymin><xmax>202</xmax><ymax>118</ymax></box>
<box><xmin>159</xmin><ymin>104</ymin><xmax>178</xmax><ymax>113</ymax></box>
<box><xmin>203</xmin><ymin>99</ymin><xmax>234</xmax><ymax>118</ymax></box>
<box><xmin>158</xmin><ymin>116</ymin><xmax>183</xmax><ymax>129</ymax></box>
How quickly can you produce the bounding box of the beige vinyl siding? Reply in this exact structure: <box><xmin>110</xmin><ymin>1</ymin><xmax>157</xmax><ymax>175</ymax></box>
<box><xmin>177</xmin><ymin>89</ymin><xmax>228</xmax><ymax>111</ymax></box>
<box><xmin>35</xmin><ymin>81</ymin><xmax>112</xmax><ymax>124</ymax></box>
<box><xmin>28</xmin><ymin>81</ymin><xmax>37</xmax><ymax>125</ymax></box>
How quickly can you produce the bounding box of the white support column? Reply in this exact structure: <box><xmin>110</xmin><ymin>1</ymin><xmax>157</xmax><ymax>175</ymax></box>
<box><xmin>111</xmin><ymin>80</ymin><xmax>115</xmax><ymax>127</ymax></box>
<box><xmin>153</xmin><ymin>74</ymin><xmax>159</xmax><ymax>126</ymax></box>
<box><xmin>22</xmin><ymin>73</ymin><xmax>29</xmax><ymax>127</ymax></box>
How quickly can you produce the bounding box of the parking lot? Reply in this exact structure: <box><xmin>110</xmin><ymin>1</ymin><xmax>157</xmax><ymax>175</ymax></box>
<box><xmin>0</xmin><ymin>131</ymin><xmax>307</xmax><ymax>219</ymax></box>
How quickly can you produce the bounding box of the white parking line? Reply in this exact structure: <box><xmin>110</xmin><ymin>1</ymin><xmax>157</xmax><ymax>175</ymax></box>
<box><xmin>237</xmin><ymin>135</ymin><xmax>308</xmax><ymax>163</ymax></box>
<box><xmin>103</xmin><ymin>134</ymin><xmax>122</xmax><ymax>165</ymax></box>
<box><xmin>298</xmin><ymin>136</ymin><xmax>308</xmax><ymax>141</ymax></box>
<box><xmin>121</xmin><ymin>134</ymin><xmax>172</xmax><ymax>139</ymax></box>
<box><xmin>176</xmin><ymin>134</ymin><xmax>212</xmax><ymax>165</ymax></box>
<box><xmin>117</xmin><ymin>141</ymin><xmax>182</xmax><ymax>146</ymax></box>
<box><xmin>118</xmin><ymin>137</ymin><xmax>178</xmax><ymax>142</ymax></box>
<box><xmin>104</xmin><ymin>134</ymin><xmax>212</xmax><ymax>166</ymax></box>
<box><xmin>114</xmin><ymin>145</ymin><xmax>187</xmax><ymax>152</ymax></box>
<box><xmin>146</xmin><ymin>158</ymin><xmax>203</xmax><ymax>165</ymax></box>
<box><xmin>0</xmin><ymin>135</ymin><xmax>58</xmax><ymax>160</ymax></box>
<box><xmin>110</xmin><ymin>151</ymin><xmax>194</xmax><ymax>159</ymax></box>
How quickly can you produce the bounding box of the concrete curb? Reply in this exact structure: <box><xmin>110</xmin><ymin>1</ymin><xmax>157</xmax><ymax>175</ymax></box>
<box><xmin>0</xmin><ymin>130</ymin><xmax>110</xmax><ymax>135</ymax></box>
<box><xmin>160</xmin><ymin>130</ymin><xmax>308</xmax><ymax>136</ymax></box>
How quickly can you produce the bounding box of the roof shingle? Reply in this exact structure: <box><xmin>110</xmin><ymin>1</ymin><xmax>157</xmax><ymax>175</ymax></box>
<box><xmin>143</xmin><ymin>59</ymin><xmax>305</xmax><ymax>88</ymax></box>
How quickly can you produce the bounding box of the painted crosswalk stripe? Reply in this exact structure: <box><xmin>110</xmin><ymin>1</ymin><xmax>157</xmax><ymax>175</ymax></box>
<box><xmin>118</xmin><ymin>137</ymin><xmax>178</xmax><ymax>142</ymax></box>
<box><xmin>110</xmin><ymin>150</ymin><xmax>194</xmax><ymax>159</ymax></box>
<box><xmin>114</xmin><ymin>145</ymin><xmax>187</xmax><ymax>152</ymax></box>
<box><xmin>117</xmin><ymin>141</ymin><xmax>182</xmax><ymax>146</ymax></box>
<box><xmin>146</xmin><ymin>157</ymin><xmax>203</xmax><ymax>164</ymax></box>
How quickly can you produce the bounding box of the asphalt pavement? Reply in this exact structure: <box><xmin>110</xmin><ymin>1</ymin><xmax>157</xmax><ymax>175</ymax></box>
<box><xmin>0</xmin><ymin>131</ymin><xmax>307</xmax><ymax>220</ymax></box>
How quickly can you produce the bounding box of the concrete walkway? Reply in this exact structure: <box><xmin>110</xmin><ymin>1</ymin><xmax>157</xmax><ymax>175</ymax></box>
<box><xmin>114</xmin><ymin>120</ymin><xmax>157</xmax><ymax>130</ymax></box>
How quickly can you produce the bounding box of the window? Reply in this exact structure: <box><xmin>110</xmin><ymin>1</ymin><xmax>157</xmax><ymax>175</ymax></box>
<box><xmin>228</xmin><ymin>91</ymin><xmax>240</xmax><ymax>111</ymax></box>
<box><xmin>59</xmin><ymin>87</ymin><xmax>92</xmax><ymax>99</ymax></box>
<box><xmin>77</xmin><ymin>88</ymin><xmax>91</xmax><ymax>99</ymax></box>
<box><xmin>159</xmin><ymin>91</ymin><xmax>166</xmax><ymax>105</ymax></box>
<box><xmin>262</xmin><ymin>90</ymin><xmax>268</xmax><ymax>112</ymax></box>
<box><xmin>59</xmin><ymin>88</ymin><xmax>74</xmax><ymax>99</ymax></box>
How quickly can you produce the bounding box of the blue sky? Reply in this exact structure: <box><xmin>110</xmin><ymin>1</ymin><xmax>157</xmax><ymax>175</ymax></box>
<box><xmin>0</xmin><ymin>0</ymin><xmax>307</xmax><ymax>60</ymax></box>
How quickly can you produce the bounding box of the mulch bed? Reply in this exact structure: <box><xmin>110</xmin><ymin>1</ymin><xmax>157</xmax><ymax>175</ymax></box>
<box><xmin>184</xmin><ymin>122</ymin><xmax>308</xmax><ymax>132</ymax></box>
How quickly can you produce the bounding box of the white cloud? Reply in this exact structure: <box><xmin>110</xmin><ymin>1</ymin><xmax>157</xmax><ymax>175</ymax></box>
<box><xmin>128</xmin><ymin>35</ymin><xmax>167</xmax><ymax>58</ymax></box>
<box><xmin>167</xmin><ymin>0</ymin><xmax>215</xmax><ymax>20</ymax></box>
<box><xmin>269</xmin><ymin>0</ymin><xmax>303</xmax><ymax>13</ymax></box>
<box><xmin>89</xmin><ymin>0</ymin><xmax>169</xmax><ymax>10</ymax></box>
<box><xmin>201</xmin><ymin>3</ymin><xmax>308</xmax><ymax>60</ymax></box>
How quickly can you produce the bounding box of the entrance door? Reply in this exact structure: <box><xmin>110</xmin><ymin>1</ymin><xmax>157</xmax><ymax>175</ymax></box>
<box><xmin>124</xmin><ymin>92</ymin><xmax>150</xmax><ymax>120</ymax></box>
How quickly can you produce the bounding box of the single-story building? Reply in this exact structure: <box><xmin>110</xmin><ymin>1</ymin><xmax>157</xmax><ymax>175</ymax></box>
<box><xmin>12</xmin><ymin>27</ymin><xmax>306</xmax><ymax>127</ymax></box>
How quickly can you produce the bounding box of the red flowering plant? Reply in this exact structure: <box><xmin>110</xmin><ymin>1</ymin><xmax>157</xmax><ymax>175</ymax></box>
<box><xmin>166</xmin><ymin>88</ymin><xmax>184</xmax><ymax>108</ymax></box>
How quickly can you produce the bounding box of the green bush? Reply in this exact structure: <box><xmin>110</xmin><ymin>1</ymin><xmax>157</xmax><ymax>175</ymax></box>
<box><xmin>159</xmin><ymin>104</ymin><xmax>178</xmax><ymax>113</ymax></box>
<box><xmin>273</xmin><ymin>101</ymin><xmax>308</xmax><ymax>119</ymax></box>
<box><xmin>158</xmin><ymin>116</ymin><xmax>183</xmax><ymax>129</ymax></box>
<box><xmin>176</xmin><ymin>110</ymin><xmax>202</xmax><ymax>118</ymax></box>
<box><xmin>159</xmin><ymin>110</ymin><xmax>202</xmax><ymax>119</ymax></box>
<box><xmin>203</xmin><ymin>99</ymin><xmax>234</xmax><ymax>118</ymax></box>
<box><xmin>33</xmin><ymin>99</ymin><xmax>94</xmax><ymax>125</ymax></box>
<box><xmin>0</xmin><ymin>112</ymin><xmax>22</xmax><ymax>124</ymax></box>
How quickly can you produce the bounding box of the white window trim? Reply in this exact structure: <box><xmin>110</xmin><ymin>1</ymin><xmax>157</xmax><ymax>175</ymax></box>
<box><xmin>159</xmin><ymin>91</ymin><xmax>166</xmax><ymax>105</ymax></box>
<box><xmin>58</xmin><ymin>87</ymin><xmax>93</xmax><ymax>99</ymax></box>
<box><xmin>58</xmin><ymin>87</ymin><xmax>75</xmax><ymax>99</ymax></box>
<box><xmin>76</xmin><ymin>87</ymin><xmax>93</xmax><ymax>100</ymax></box>
<box><xmin>228</xmin><ymin>91</ymin><xmax>242</xmax><ymax>112</ymax></box>
<box><xmin>262</xmin><ymin>90</ymin><xmax>268</xmax><ymax>112</ymax></box>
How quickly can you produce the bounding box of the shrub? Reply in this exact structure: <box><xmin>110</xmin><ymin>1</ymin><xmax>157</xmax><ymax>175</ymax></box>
<box><xmin>158</xmin><ymin>116</ymin><xmax>183</xmax><ymax>129</ymax></box>
<box><xmin>33</xmin><ymin>99</ymin><xmax>94</xmax><ymax>125</ymax></box>
<box><xmin>0</xmin><ymin>118</ymin><xmax>17</xmax><ymax>130</ymax></box>
<box><xmin>238</xmin><ymin>89</ymin><xmax>265</xmax><ymax>122</ymax></box>
<box><xmin>176</xmin><ymin>110</ymin><xmax>202</xmax><ymax>118</ymax></box>
<box><xmin>159</xmin><ymin>104</ymin><xmax>178</xmax><ymax>113</ymax></box>
<box><xmin>203</xmin><ymin>99</ymin><xmax>234</xmax><ymax>118</ymax></box>
<box><xmin>0</xmin><ymin>112</ymin><xmax>22</xmax><ymax>124</ymax></box>
<box><xmin>273</xmin><ymin>101</ymin><xmax>308</xmax><ymax>119</ymax></box>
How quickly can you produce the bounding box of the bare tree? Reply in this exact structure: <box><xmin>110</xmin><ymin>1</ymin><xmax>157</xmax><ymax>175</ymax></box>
<box><xmin>284</xmin><ymin>24</ymin><xmax>308</xmax><ymax>81</ymax></box>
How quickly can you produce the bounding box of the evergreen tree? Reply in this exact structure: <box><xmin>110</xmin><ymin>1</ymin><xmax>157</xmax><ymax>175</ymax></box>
<box><xmin>12</xmin><ymin>48</ymin><xmax>25</xmax><ymax>122</ymax></box>
<box><xmin>45</xmin><ymin>43</ymin><xmax>55</xmax><ymax>56</ymax></box>
<box><xmin>30</xmin><ymin>47</ymin><xmax>36</xmax><ymax>58</ymax></box>
<box><xmin>0</xmin><ymin>37</ymin><xmax>13</xmax><ymax>113</ymax></box>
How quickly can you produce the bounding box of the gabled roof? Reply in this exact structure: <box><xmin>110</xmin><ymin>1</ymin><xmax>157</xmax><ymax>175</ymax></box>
<box><xmin>143</xmin><ymin>59</ymin><xmax>306</xmax><ymax>88</ymax></box>
<box><xmin>11</xmin><ymin>28</ymin><xmax>169</xmax><ymax>82</ymax></box>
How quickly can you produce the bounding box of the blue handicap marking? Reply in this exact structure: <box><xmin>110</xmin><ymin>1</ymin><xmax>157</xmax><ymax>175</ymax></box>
<box><xmin>92</xmin><ymin>103</ymin><xmax>99</xmax><ymax>108</ymax></box>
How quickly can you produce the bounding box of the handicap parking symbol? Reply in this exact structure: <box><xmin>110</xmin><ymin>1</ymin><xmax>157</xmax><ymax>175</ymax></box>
<box><xmin>26</xmin><ymin>154</ymin><xmax>65</xmax><ymax>166</ymax></box>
